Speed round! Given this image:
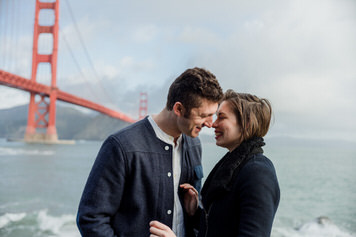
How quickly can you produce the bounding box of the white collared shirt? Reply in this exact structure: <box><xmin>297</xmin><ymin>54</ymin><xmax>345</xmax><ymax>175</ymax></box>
<box><xmin>148</xmin><ymin>115</ymin><xmax>185</xmax><ymax>236</ymax></box>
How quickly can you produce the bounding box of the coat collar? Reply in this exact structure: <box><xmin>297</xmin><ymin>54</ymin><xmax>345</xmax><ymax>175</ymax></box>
<box><xmin>201</xmin><ymin>137</ymin><xmax>265</xmax><ymax>209</ymax></box>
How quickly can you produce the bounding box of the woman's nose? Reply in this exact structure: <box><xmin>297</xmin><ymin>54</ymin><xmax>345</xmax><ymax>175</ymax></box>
<box><xmin>212</xmin><ymin>119</ymin><xmax>218</xmax><ymax>128</ymax></box>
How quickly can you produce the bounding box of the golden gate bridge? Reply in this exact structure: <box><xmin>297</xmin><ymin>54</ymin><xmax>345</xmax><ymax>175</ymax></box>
<box><xmin>0</xmin><ymin>0</ymin><xmax>147</xmax><ymax>143</ymax></box>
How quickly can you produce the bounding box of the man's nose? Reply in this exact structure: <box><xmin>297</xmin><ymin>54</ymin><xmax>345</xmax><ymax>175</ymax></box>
<box><xmin>203</xmin><ymin>116</ymin><xmax>213</xmax><ymax>128</ymax></box>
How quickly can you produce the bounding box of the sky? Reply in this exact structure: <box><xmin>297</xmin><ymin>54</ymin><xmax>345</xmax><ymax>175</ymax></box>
<box><xmin>0</xmin><ymin>0</ymin><xmax>356</xmax><ymax>142</ymax></box>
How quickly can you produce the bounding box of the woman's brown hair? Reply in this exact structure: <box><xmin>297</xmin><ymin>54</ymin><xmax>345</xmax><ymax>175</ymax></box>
<box><xmin>223</xmin><ymin>89</ymin><xmax>272</xmax><ymax>142</ymax></box>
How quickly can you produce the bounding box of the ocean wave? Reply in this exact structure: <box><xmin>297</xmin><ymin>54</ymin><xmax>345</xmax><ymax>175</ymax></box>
<box><xmin>0</xmin><ymin>212</ymin><xmax>26</xmax><ymax>228</ymax></box>
<box><xmin>37</xmin><ymin>209</ymin><xmax>76</xmax><ymax>234</ymax></box>
<box><xmin>0</xmin><ymin>210</ymin><xmax>80</xmax><ymax>237</ymax></box>
<box><xmin>2</xmin><ymin>211</ymin><xmax>355</xmax><ymax>237</ymax></box>
<box><xmin>272</xmin><ymin>216</ymin><xmax>356</xmax><ymax>237</ymax></box>
<box><xmin>0</xmin><ymin>147</ymin><xmax>55</xmax><ymax>156</ymax></box>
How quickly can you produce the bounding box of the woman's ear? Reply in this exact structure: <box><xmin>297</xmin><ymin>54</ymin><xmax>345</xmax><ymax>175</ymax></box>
<box><xmin>173</xmin><ymin>102</ymin><xmax>185</xmax><ymax>117</ymax></box>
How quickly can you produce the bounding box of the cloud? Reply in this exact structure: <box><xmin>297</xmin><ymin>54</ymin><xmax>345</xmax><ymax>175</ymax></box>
<box><xmin>0</xmin><ymin>87</ymin><xmax>29</xmax><ymax>109</ymax></box>
<box><xmin>1</xmin><ymin>0</ymin><xmax>356</xmax><ymax>141</ymax></box>
<box><xmin>171</xmin><ymin>0</ymin><xmax>356</xmax><ymax>141</ymax></box>
<box><xmin>179</xmin><ymin>26</ymin><xmax>222</xmax><ymax>46</ymax></box>
<box><xmin>132</xmin><ymin>25</ymin><xmax>159</xmax><ymax>43</ymax></box>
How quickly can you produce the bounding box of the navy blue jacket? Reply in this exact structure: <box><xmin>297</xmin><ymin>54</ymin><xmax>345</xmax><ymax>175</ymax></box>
<box><xmin>197</xmin><ymin>138</ymin><xmax>280</xmax><ymax>237</ymax></box>
<box><xmin>77</xmin><ymin>117</ymin><xmax>203</xmax><ymax>237</ymax></box>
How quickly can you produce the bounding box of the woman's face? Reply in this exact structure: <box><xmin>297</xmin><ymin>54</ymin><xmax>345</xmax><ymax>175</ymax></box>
<box><xmin>212</xmin><ymin>101</ymin><xmax>242</xmax><ymax>152</ymax></box>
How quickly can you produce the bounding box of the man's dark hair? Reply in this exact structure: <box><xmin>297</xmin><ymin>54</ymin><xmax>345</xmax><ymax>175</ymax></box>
<box><xmin>166</xmin><ymin>67</ymin><xmax>223</xmax><ymax>117</ymax></box>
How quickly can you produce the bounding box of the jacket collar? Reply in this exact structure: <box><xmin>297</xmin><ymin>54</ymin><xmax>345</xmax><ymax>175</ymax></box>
<box><xmin>201</xmin><ymin>137</ymin><xmax>265</xmax><ymax>209</ymax></box>
<box><xmin>142</xmin><ymin>116</ymin><xmax>201</xmax><ymax>149</ymax></box>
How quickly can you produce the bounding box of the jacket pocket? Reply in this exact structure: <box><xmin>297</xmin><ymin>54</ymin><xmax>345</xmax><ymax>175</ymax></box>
<box><xmin>193</xmin><ymin>165</ymin><xmax>204</xmax><ymax>193</ymax></box>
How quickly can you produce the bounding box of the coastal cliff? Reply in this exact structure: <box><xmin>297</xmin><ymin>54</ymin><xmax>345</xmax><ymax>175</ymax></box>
<box><xmin>0</xmin><ymin>104</ymin><xmax>131</xmax><ymax>141</ymax></box>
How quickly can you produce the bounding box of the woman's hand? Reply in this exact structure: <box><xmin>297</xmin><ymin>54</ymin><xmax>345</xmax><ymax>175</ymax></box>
<box><xmin>149</xmin><ymin>221</ymin><xmax>176</xmax><ymax>237</ymax></box>
<box><xmin>180</xmin><ymin>183</ymin><xmax>199</xmax><ymax>216</ymax></box>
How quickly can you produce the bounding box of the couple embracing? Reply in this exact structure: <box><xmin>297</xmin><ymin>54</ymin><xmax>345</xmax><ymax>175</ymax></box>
<box><xmin>77</xmin><ymin>67</ymin><xmax>280</xmax><ymax>237</ymax></box>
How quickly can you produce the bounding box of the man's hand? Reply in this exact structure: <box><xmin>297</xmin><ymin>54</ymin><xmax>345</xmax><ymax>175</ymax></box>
<box><xmin>149</xmin><ymin>221</ymin><xmax>176</xmax><ymax>237</ymax></box>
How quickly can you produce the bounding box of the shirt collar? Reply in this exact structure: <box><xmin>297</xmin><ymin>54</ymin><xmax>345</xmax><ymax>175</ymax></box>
<box><xmin>148</xmin><ymin>115</ymin><xmax>182</xmax><ymax>146</ymax></box>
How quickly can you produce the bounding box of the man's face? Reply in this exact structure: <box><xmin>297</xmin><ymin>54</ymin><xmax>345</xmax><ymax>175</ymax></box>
<box><xmin>177</xmin><ymin>99</ymin><xmax>218</xmax><ymax>138</ymax></box>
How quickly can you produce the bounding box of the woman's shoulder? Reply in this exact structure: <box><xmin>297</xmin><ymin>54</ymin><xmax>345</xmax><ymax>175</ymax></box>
<box><xmin>246</xmin><ymin>153</ymin><xmax>275</xmax><ymax>168</ymax></box>
<box><xmin>239</xmin><ymin>154</ymin><xmax>278</xmax><ymax>179</ymax></box>
<box><xmin>233</xmin><ymin>154</ymin><xmax>279</xmax><ymax>196</ymax></box>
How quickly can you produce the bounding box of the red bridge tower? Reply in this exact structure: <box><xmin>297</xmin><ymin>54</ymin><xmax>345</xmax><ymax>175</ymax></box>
<box><xmin>139</xmin><ymin>92</ymin><xmax>148</xmax><ymax>120</ymax></box>
<box><xmin>25</xmin><ymin>0</ymin><xmax>60</xmax><ymax>143</ymax></box>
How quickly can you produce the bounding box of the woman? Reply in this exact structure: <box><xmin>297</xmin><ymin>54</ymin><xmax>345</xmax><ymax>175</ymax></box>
<box><xmin>150</xmin><ymin>89</ymin><xmax>280</xmax><ymax>237</ymax></box>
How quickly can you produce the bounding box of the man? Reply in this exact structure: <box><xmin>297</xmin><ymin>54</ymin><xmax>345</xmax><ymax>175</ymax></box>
<box><xmin>77</xmin><ymin>67</ymin><xmax>223</xmax><ymax>237</ymax></box>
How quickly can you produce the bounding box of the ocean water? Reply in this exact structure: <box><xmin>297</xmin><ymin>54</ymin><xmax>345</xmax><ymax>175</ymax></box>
<box><xmin>0</xmin><ymin>137</ymin><xmax>355</xmax><ymax>237</ymax></box>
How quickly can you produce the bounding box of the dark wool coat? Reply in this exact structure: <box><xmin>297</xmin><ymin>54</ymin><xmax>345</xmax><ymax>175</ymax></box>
<box><xmin>197</xmin><ymin>137</ymin><xmax>280</xmax><ymax>237</ymax></box>
<box><xmin>77</xmin><ymin>117</ymin><xmax>203</xmax><ymax>237</ymax></box>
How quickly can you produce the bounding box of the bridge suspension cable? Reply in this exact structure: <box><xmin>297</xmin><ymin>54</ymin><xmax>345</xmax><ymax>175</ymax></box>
<box><xmin>60</xmin><ymin>31</ymin><xmax>102</xmax><ymax>103</ymax></box>
<box><xmin>0</xmin><ymin>0</ymin><xmax>120</xmax><ymax>109</ymax></box>
<box><xmin>0</xmin><ymin>0</ymin><xmax>138</xmax><ymax>144</ymax></box>
<box><xmin>0</xmin><ymin>0</ymin><xmax>26</xmax><ymax>73</ymax></box>
<box><xmin>62</xmin><ymin>0</ymin><xmax>116</xmax><ymax>106</ymax></box>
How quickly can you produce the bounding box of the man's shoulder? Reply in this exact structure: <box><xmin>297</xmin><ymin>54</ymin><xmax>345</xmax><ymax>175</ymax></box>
<box><xmin>106</xmin><ymin>117</ymin><xmax>166</xmax><ymax>153</ymax></box>
<box><xmin>106</xmin><ymin>118</ymin><xmax>155</xmax><ymax>147</ymax></box>
<box><xmin>112</xmin><ymin>117</ymin><xmax>151</xmax><ymax>139</ymax></box>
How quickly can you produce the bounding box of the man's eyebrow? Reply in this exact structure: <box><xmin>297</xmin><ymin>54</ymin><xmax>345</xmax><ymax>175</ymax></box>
<box><xmin>201</xmin><ymin>112</ymin><xmax>215</xmax><ymax>117</ymax></box>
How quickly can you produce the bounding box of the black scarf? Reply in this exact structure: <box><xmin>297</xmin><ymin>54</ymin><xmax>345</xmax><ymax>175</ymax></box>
<box><xmin>201</xmin><ymin>137</ymin><xmax>265</xmax><ymax>210</ymax></box>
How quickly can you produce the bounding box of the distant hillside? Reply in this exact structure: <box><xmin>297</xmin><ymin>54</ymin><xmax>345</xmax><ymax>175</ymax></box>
<box><xmin>264</xmin><ymin>135</ymin><xmax>356</xmax><ymax>148</ymax></box>
<box><xmin>2</xmin><ymin>105</ymin><xmax>354</xmax><ymax>147</ymax></box>
<box><xmin>0</xmin><ymin>104</ymin><xmax>131</xmax><ymax>141</ymax></box>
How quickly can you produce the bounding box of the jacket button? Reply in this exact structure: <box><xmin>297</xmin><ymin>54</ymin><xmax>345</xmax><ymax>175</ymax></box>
<box><xmin>167</xmin><ymin>172</ymin><xmax>172</xmax><ymax>177</ymax></box>
<box><xmin>167</xmin><ymin>210</ymin><xmax>172</xmax><ymax>215</ymax></box>
<box><xmin>164</xmin><ymin>146</ymin><xmax>169</xmax><ymax>150</ymax></box>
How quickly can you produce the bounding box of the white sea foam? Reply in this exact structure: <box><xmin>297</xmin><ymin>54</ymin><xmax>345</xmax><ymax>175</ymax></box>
<box><xmin>272</xmin><ymin>216</ymin><xmax>356</xmax><ymax>237</ymax></box>
<box><xmin>37</xmin><ymin>209</ymin><xmax>80</xmax><ymax>237</ymax></box>
<box><xmin>0</xmin><ymin>210</ymin><xmax>80</xmax><ymax>236</ymax></box>
<box><xmin>0</xmin><ymin>212</ymin><xmax>26</xmax><ymax>228</ymax></box>
<box><xmin>0</xmin><ymin>147</ymin><xmax>54</xmax><ymax>156</ymax></box>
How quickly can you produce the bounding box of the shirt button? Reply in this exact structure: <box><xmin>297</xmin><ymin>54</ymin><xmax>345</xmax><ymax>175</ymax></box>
<box><xmin>164</xmin><ymin>145</ymin><xmax>169</xmax><ymax>150</ymax></box>
<box><xmin>167</xmin><ymin>172</ymin><xmax>172</xmax><ymax>177</ymax></box>
<box><xmin>167</xmin><ymin>210</ymin><xmax>172</xmax><ymax>215</ymax></box>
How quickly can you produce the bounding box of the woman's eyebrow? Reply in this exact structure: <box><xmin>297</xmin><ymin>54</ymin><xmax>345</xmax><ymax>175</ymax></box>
<box><xmin>217</xmin><ymin>112</ymin><xmax>226</xmax><ymax>116</ymax></box>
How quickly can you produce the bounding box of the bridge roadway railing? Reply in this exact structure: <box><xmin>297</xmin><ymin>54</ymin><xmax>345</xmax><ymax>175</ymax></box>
<box><xmin>0</xmin><ymin>70</ymin><xmax>136</xmax><ymax>123</ymax></box>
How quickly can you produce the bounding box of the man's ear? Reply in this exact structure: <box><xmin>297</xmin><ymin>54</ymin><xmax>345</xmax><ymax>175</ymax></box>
<box><xmin>173</xmin><ymin>102</ymin><xmax>185</xmax><ymax>117</ymax></box>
